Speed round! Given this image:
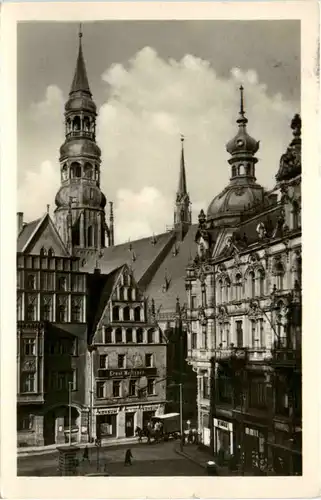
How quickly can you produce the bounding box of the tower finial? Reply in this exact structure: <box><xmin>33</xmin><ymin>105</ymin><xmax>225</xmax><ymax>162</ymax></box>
<box><xmin>237</xmin><ymin>85</ymin><xmax>248</xmax><ymax>126</ymax></box>
<box><xmin>79</xmin><ymin>23</ymin><xmax>83</xmax><ymax>39</ymax></box>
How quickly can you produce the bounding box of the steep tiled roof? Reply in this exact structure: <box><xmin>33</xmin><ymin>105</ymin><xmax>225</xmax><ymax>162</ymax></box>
<box><xmin>81</xmin><ymin>231</ymin><xmax>176</xmax><ymax>286</ymax></box>
<box><xmin>17</xmin><ymin>218</ymin><xmax>42</xmax><ymax>252</ymax></box>
<box><xmin>145</xmin><ymin>225</ymin><xmax>199</xmax><ymax>312</ymax></box>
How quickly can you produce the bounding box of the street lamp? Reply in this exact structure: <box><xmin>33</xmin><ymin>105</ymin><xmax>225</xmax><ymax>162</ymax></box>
<box><xmin>68</xmin><ymin>381</ymin><xmax>73</xmax><ymax>446</ymax></box>
<box><xmin>88</xmin><ymin>345</ymin><xmax>97</xmax><ymax>443</ymax></box>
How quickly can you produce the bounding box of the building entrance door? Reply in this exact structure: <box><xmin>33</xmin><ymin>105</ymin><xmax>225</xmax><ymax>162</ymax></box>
<box><xmin>125</xmin><ymin>412</ymin><xmax>135</xmax><ymax>437</ymax></box>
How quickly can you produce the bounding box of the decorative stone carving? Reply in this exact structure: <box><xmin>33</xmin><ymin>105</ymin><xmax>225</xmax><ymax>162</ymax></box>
<box><xmin>22</xmin><ymin>359</ymin><xmax>36</xmax><ymax>372</ymax></box>
<box><xmin>256</xmin><ymin>222</ymin><xmax>267</xmax><ymax>239</ymax></box>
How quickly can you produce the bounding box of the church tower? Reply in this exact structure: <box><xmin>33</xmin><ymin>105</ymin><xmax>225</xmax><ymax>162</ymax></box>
<box><xmin>54</xmin><ymin>29</ymin><xmax>112</xmax><ymax>257</ymax></box>
<box><xmin>174</xmin><ymin>136</ymin><xmax>191</xmax><ymax>240</ymax></box>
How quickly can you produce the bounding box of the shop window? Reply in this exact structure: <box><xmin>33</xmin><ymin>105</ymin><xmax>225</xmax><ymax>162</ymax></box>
<box><xmin>129</xmin><ymin>380</ymin><xmax>137</xmax><ymax>397</ymax></box>
<box><xmin>99</xmin><ymin>354</ymin><xmax>108</xmax><ymax>369</ymax></box>
<box><xmin>104</xmin><ymin>327</ymin><xmax>112</xmax><ymax>344</ymax></box>
<box><xmin>96</xmin><ymin>381</ymin><xmax>105</xmax><ymax>399</ymax></box>
<box><xmin>147</xmin><ymin>379</ymin><xmax>155</xmax><ymax>395</ymax></box>
<box><xmin>24</xmin><ymin>338</ymin><xmax>36</xmax><ymax>356</ymax></box>
<box><xmin>134</xmin><ymin>306</ymin><xmax>141</xmax><ymax>322</ymax></box>
<box><xmin>136</xmin><ymin>328</ymin><xmax>143</xmax><ymax>343</ymax></box>
<box><xmin>113</xmin><ymin>381</ymin><xmax>121</xmax><ymax>398</ymax></box>
<box><xmin>123</xmin><ymin>306</ymin><xmax>130</xmax><ymax>321</ymax></box>
<box><xmin>113</xmin><ymin>306</ymin><xmax>120</xmax><ymax>321</ymax></box>
<box><xmin>147</xmin><ymin>328</ymin><xmax>155</xmax><ymax>343</ymax></box>
<box><xmin>126</xmin><ymin>328</ymin><xmax>133</xmax><ymax>343</ymax></box>
<box><xmin>115</xmin><ymin>328</ymin><xmax>122</xmax><ymax>343</ymax></box>
<box><xmin>118</xmin><ymin>354</ymin><xmax>126</xmax><ymax>368</ymax></box>
<box><xmin>21</xmin><ymin>373</ymin><xmax>35</xmax><ymax>393</ymax></box>
<box><xmin>145</xmin><ymin>354</ymin><xmax>153</xmax><ymax>367</ymax></box>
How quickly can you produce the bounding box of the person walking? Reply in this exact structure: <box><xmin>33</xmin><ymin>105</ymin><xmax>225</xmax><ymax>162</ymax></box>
<box><xmin>124</xmin><ymin>448</ymin><xmax>133</xmax><ymax>466</ymax></box>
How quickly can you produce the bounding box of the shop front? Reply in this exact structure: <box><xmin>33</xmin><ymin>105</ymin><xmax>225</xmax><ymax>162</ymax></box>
<box><xmin>242</xmin><ymin>425</ymin><xmax>267</xmax><ymax>474</ymax></box>
<box><xmin>213</xmin><ymin>418</ymin><xmax>233</xmax><ymax>463</ymax></box>
<box><xmin>96</xmin><ymin>408</ymin><xmax>118</xmax><ymax>439</ymax></box>
<box><xmin>201</xmin><ymin>413</ymin><xmax>210</xmax><ymax>447</ymax></box>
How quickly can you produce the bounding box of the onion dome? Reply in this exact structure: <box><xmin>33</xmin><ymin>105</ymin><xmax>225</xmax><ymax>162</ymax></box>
<box><xmin>207</xmin><ymin>86</ymin><xmax>264</xmax><ymax>226</ymax></box>
<box><xmin>276</xmin><ymin>113</ymin><xmax>301</xmax><ymax>182</ymax></box>
<box><xmin>60</xmin><ymin>138</ymin><xmax>101</xmax><ymax>160</ymax></box>
<box><xmin>226</xmin><ymin>86</ymin><xmax>259</xmax><ymax>157</ymax></box>
<box><xmin>65</xmin><ymin>93</ymin><xmax>97</xmax><ymax>113</ymax></box>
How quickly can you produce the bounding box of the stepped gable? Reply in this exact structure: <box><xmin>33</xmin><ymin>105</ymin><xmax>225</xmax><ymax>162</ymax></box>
<box><xmin>81</xmin><ymin>231</ymin><xmax>176</xmax><ymax>284</ymax></box>
<box><xmin>144</xmin><ymin>224</ymin><xmax>199</xmax><ymax>312</ymax></box>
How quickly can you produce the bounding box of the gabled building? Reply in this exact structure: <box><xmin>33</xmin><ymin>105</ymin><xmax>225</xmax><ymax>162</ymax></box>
<box><xmin>185</xmin><ymin>89</ymin><xmax>301</xmax><ymax>475</ymax></box>
<box><xmin>87</xmin><ymin>264</ymin><xmax>167</xmax><ymax>440</ymax></box>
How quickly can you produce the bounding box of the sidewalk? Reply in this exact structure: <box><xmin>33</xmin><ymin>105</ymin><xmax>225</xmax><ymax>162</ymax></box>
<box><xmin>174</xmin><ymin>444</ymin><xmax>232</xmax><ymax>476</ymax></box>
<box><xmin>18</xmin><ymin>436</ymin><xmax>141</xmax><ymax>458</ymax></box>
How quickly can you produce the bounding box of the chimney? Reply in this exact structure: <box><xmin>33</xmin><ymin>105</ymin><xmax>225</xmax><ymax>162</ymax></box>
<box><xmin>17</xmin><ymin>212</ymin><xmax>24</xmax><ymax>235</ymax></box>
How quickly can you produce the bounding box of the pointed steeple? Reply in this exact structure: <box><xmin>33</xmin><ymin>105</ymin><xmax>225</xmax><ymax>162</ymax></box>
<box><xmin>177</xmin><ymin>135</ymin><xmax>187</xmax><ymax>197</ymax></box>
<box><xmin>174</xmin><ymin>135</ymin><xmax>191</xmax><ymax>239</ymax></box>
<box><xmin>70</xmin><ymin>25</ymin><xmax>91</xmax><ymax>95</ymax></box>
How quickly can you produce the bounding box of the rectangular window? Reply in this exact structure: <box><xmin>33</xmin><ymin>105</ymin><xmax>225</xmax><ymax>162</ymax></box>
<box><xmin>145</xmin><ymin>354</ymin><xmax>153</xmax><ymax>367</ymax></box>
<box><xmin>41</xmin><ymin>272</ymin><xmax>54</xmax><ymax>291</ymax></box>
<box><xmin>18</xmin><ymin>414</ymin><xmax>34</xmax><ymax>431</ymax></box>
<box><xmin>147</xmin><ymin>378</ymin><xmax>155</xmax><ymax>395</ymax></box>
<box><xmin>21</xmin><ymin>373</ymin><xmax>35</xmax><ymax>393</ymax></box>
<box><xmin>129</xmin><ymin>380</ymin><xmax>137</xmax><ymax>397</ymax></box>
<box><xmin>96</xmin><ymin>381</ymin><xmax>105</xmax><ymax>399</ymax></box>
<box><xmin>236</xmin><ymin>321</ymin><xmax>243</xmax><ymax>347</ymax></box>
<box><xmin>118</xmin><ymin>354</ymin><xmax>126</xmax><ymax>368</ymax></box>
<box><xmin>113</xmin><ymin>381</ymin><xmax>121</xmax><ymax>397</ymax></box>
<box><xmin>259</xmin><ymin>319</ymin><xmax>264</xmax><ymax>347</ymax></box>
<box><xmin>191</xmin><ymin>332</ymin><xmax>197</xmax><ymax>349</ymax></box>
<box><xmin>251</xmin><ymin>320</ymin><xmax>257</xmax><ymax>347</ymax></box>
<box><xmin>72</xmin><ymin>370</ymin><xmax>77</xmax><ymax>391</ymax></box>
<box><xmin>57</xmin><ymin>275</ymin><xmax>67</xmax><ymax>291</ymax></box>
<box><xmin>191</xmin><ymin>295</ymin><xmax>197</xmax><ymax>310</ymax></box>
<box><xmin>100</xmin><ymin>354</ymin><xmax>108</xmax><ymax>369</ymax></box>
<box><xmin>17</xmin><ymin>271</ymin><xmax>23</xmax><ymax>289</ymax></box>
<box><xmin>24</xmin><ymin>338</ymin><xmax>36</xmax><ymax>356</ymax></box>
<box><xmin>17</xmin><ymin>293</ymin><xmax>23</xmax><ymax>321</ymax></box>
<box><xmin>249</xmin><ymin>379</ymin><xmax>267</xmax><ymax>409</ymax></box>
<box><xmin>71</xmin><ymin>299</ymin><xmax>82</xmax><ymax>322</ymax></box>
<box><xmin>71</xmin><ymin>275</ymin><xmax>83</xmax><ymax>292</ymax></box>
<box><xmin>203</xmin><ymin>375</ymin><xmax>210</xmax><ymax>399</ymax></box>
<box><xmin>115</xmin><ymin>329</ymin><xmax>122</xmax><ymax>343</ymax></box>
<box><xmin>225</xmin><ymin>323</ymin><xmax>230</xmax><ymax>347</ymax></box>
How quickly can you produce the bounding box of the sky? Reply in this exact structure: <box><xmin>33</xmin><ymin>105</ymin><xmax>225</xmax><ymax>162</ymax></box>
<box><xmin>17</xmin><ymin>20</ymin><xmax>300</xmax><ymax>244</ymax></box>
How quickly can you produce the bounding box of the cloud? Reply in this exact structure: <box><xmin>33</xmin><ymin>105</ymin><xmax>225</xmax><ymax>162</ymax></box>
<box><xmin>18</xmin><ymin>161</ymin><xmax>60</xmax><ymax>220</ymax></box>
<box><xmin>19</xmin><ymin>48</ymin><xmax>298</xmax><ymax>243</ymax></box>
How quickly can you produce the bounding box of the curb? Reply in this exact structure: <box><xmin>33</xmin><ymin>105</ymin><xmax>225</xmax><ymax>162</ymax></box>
<box><xmin>18</xmin><ymin>436</ymin><xmax>140</xmax><ymax>458</ymax></box>
<box><xmin>174</xmin><ymin>446</ymin><xmax>207</xmax><ymax>469</ymax></box>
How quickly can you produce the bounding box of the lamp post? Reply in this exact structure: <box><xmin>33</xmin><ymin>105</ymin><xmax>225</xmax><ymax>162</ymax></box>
<box><xmin>88</xmin><ymin>345</ymin><xmax>97</xmax><ymax>443</ymax></box>
<box><xmin>179</xmin><ymin>383</ymin><xmax>183</xmax><ymax>450</ymax></box>
<box><xmin>68</xmin><ymin>381</ymin><xmax>73</xmax><ymax>446</ymax></box>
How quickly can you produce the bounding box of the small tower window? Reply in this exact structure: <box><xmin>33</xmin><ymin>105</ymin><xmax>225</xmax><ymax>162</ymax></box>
<box><xmin>62</xmin><ymin>164</ymin><xmax>68</xmax><ymax>181</ymax></box>
<box><xmin>239</xmin><ymin>164</ymin><xmax>245</xmax><ymax>175</ymax></box>
<box><xmin>84</xmin><ymin>163</ymin><xmax>93</xmax><ymax>179</ymax></box>
<box><xmin>83</xmin><ymin>116</ymin><xmax>90</xmax><ymax>132</ymax></box>
<box><xmin>87</xmin><ymin>226</ymin><xmax>93</xmax><ymax>247</ymax></box>
<box><xmin>71</xmin><ymin>162</ymin><xmax>81</xmax><ymax>178</ymax></box>
<box><xmin>73</xmin><ymin>116</ymin><xmax>81</xmax><ymax>131</ymax></box>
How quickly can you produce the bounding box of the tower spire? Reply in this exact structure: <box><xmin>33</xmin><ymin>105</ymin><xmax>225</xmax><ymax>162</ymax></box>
<box><xmin>177</xmin><ymin>134</ymin><xmax>187</xmax><ymax>196</ymax></box>
<box><xmin>237</xmin><ymin>85</ymin><xmax>248</xmax><ymax>126</ymax></box>
<box><xmin>174</xmin><ymin>135</ymin><xmax>191</xmax><ymax>239</ymax></box>
<box><xmin>70</xmin><ymin>25</ymin><xmax>91</xmax><ymax>95</ymax></box>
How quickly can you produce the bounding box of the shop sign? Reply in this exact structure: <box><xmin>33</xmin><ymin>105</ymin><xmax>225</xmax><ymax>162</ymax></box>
<box><xmin>245</xmin><ymin>427</ymin><xmax>259</xmax><ymax>437</ymax></box>
<box><xmin>98</xmin><ymin>368</ymin><xmax>157</xmax><ymax>378</ymax></box>
<box><xmin>142</xmin><ymin>405</ymin><xmax>158</xmax><ymax>411</ymax></box>
<box><xmin>125</xmin><ymin>406</ymin><xmax>139</xmax><ymax>413</ymax></box>
<box><xmin>96</xmin><ymin>408</ymin><xmax>119</xmax><ymax>415</ymax></box>
<box><xmin>214</xmin><ymin>418</ymin><xmax>233</xmax><ymax>432</ymax></box>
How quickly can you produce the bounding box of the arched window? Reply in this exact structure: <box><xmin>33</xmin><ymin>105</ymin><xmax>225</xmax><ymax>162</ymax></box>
<box><xmin>218</xmin><ymin>279</ymin><xmax>223</xmax><ymax>303</ymax></box>
<box><xmin>113</xmin><ymin>306</ymin><xmax>120</xmax><ymax>321</ymax></box>
<box><xmin>48</xmin><ymin>248</ymin><xmax>55</xmax><ymax>257</ymax></box>
<box><xmin>119</xmin><ymin>288</ymin><xmax>124</xmax><ymax>301</ymax></box>
<box><xmin>40</xmin><ymin>247</ymin><xmax>46</xmax><ymax>257</ymax></box>
<box><xmin>87</xmin><ymin>226</ymin><xmax>93</xmax><ymax>247</ymax></box>
<box><xmin>147</xmin><ymin>328</ymin><xmax>155</xmax><ymax>343</ymax></box>
<box><xmin>104</xmin><ymin>326</ymin><xmax>112</xmax><ymax>344</ymax></box>
<box><xmin>127</xmin><ymin>288</ymin><xmax>132</xmax><ymax>301</ymax></box>
<box><xmin>235</xmin><ymin>274</ymin><xmax>242</xmax><ymax>301</ymax></box>
<box><xmin>115</xmin><ymin>328</ymin><xmax>122</xmax><ymax>343</ymax></box>
<box><xmin>123</xmin><ymin>306</ymin><xmax>130</xmax><ymax>321</ymax></box>
<box><xmin>71</xmin><ymin>162</ymin><xmax>81</xmax><ymax>178</ymax></box>
<box><xmin>239</xmin><ymin>164</ymin><xmax>245</xmax><ymax>175</ymax></box>
<box><xmin>84</xmin><ymin>162</ymin><xmax>93</xmax><ymax>179</ymax></box>
<box><xmin>224</xmin><ymin>278</ymin><xmax>230</xmax><ymax>302</ymax></box>
<box><xmin>292</xmin><ymin>201</ymin><xmax>300</xmax><ymax>230</ymax></box>
<box><xmin>58</xmin><ymin>304</ymin><xmax>66</xmax><ymax>323</ymax></box>
<box><xmin>95</xmin><ymin>166</ymin><xmax>99</xmax><ymax>182</ymax></box>
<box><xmin>126</xmin><ymin>328</ymin><xmax>133</xmax><ymax>343</ymax></box>
<box><xmin>257</xmin><ymin>269</ymin><xmax>265</xmax><ymax>296</ymax></box>
<box><xmin>249</xmin><ymin>271</ymin><xmax>256</xmax><ymax>297</ymax></box>
<box><xmin>66</xmin><ymin>118</ymin><xmax>71</xmax><ymax>133</ymax></box>
<box><xmin>134</xmin><ymin>306</ymin><xmax>141</xmax><ymax>322</ymax></box>
<box><xmin>61</xmin><ymin>164</ymin><xmax>68</xmax><ymax>181</ymax></box>
<box><xmin>83</xmin><ymin>116</ymin><xmax>90</xmax><ymax>132</ymax></box>
<box><xmin>275</xmin><ymin>261</ymin><xmax>285</xmax><ymax>290</ymax></box>
<box><xmin>73</xmin><ymin>116</ymin><xmax>81</xmax><ymax>131</ymax></box>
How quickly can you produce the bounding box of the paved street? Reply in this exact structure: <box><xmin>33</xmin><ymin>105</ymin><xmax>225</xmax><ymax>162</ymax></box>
<box><xmin>18</xmin><ymin>441</ymin><xmax>204</xmax><ymax>476</ymax></box>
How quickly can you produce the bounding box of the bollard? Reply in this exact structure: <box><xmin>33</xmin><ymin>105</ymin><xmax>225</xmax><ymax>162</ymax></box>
<box><xmin>206</xmin><ymin>460</ymin><xmax>218</xmax><ymax>476</ymax></box>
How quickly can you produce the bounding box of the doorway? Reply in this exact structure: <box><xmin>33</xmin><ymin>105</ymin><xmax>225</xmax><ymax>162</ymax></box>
<box><xmin>125</xmin><ymin>412</ymin><xmax>135</xmax><ymax>437</ymax></box>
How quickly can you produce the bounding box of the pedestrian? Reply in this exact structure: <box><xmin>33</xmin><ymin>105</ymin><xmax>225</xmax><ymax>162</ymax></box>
<box><xmin>82</xmin><ymin>445</ymin><xmax>90</xmax><ymax>464</ymax></box>
<box><xmin>124</xmin><ymin>448</ymin><xmax>133</xmax><ymax>466</ymax></box>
